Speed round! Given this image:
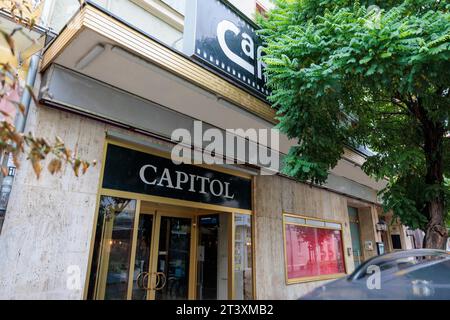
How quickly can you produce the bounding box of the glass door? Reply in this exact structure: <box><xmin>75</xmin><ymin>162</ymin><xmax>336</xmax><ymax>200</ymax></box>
<box><xmin>130</xmin><ymin>213</ymin><xmax>154</xmax><ymax>300</ymax></box>
<box><xmin>92</xmin><ymin>196</ymin><xmax>138</xmax><ymax>300</ymax></box>
<box><xmin>153</xmin><ymin>215</ymin><xmax>193</xmax><ymax>300</ymax></box>
<box><xmin>91</xmin><ymin>199</ymin><xmax>197</xmax><ymax>300</ymax></box>
<box><xmin>348</xmin><ymin>207</ymin><xmax>363</xmax><ymax>268</ymax></box>
<box><xmin>132</xmin><ymin>210</ymin><xmax>195</xmax><ymax>300</ymax></box>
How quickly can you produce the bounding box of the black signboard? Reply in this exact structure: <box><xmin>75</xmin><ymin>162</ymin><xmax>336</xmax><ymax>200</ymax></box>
<box><xmin>102</xmin><ymin>144</ymin><xmax>252</xmax><ymax>210</ymax></box>
<box><xmin>184</xmin><ymin>0</ymin><xmax>268</xmax><ymax>98</ymax></box>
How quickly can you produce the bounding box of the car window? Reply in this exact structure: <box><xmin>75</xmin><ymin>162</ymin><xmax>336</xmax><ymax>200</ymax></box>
<box><xmin>353</xmin><ymin>257</ymin><xmax>417</xmax><ymax>280</ymax></box>
<box><xmin>352</xmin><ymin>254</ymin><xmax>448</xmax><ymax>281</ymax></box>
<box><xmin>403</xmin><ymin>259</ymin><xmax>450</xmax><ymax>284</ymax></box>
<box><xmin>379</xmin><ymin>257</ymin><xmax>417</xmax><ymax>272</ymax></box>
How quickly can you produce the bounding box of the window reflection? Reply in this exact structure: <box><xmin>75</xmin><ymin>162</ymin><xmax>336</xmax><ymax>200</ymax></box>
<box><xmin>131</xmin><ymin>214</ymin><xmax>153</xmax><ymax>300</ymax></box>
<box><xmin>197</xmin><ymin>214</ymin><xmax>229</xmax><ymax>300</ymax></box>
<box><xmin>285</xmin><ymin>220</ymin><xmax>345</xmax><ymax>281</ymax></box>
<box><xmin>234</xmin><ymin>214</ymin><xmax>253</xmax><ymax>300</ymax></box>
<box><xmin>88</xmin><ymin>196</ymin><xmax>136</xmax><ymax>300</ymax></box>
<box><xmin>155</xmin><ymin>216</ymin><xmax>192</xmax><ymax>300</ymax></box>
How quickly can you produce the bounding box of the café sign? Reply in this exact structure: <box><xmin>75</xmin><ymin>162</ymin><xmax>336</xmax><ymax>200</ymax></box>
<box><xmin>184</xmin><ymin>0</ymin><xmax>268</xmax><ymax>98</ymax></box>
<box><xmin>102</xmin><ymin>144</ymin><xmax>252</xmax><ymax>210</ymax></box>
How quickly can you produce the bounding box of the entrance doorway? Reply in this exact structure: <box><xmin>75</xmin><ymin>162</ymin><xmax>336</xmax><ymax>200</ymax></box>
<box><xmin>93</xmin><ymin>201</ymin><xmax>198</xmax><ymax>300</ymax></box>
<box><xmin>87</xmin><ymin>197</ymin><xmax>253</xmax><ymax>300</ymax></box>
<box><xmin>131</xmin><ymin>209</ymin><xmax>194</xmax><ymax>300</ymax></box>
<box><xmin>348</xmin><ymin>207</ymin><xmax>363</xmax><ymax>268</ymax></box>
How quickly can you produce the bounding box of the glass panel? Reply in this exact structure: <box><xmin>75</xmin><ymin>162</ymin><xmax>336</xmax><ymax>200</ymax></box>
<box><xmin>86</xmin><ymin>196</ymin><xmax>107</xmax><ymax>299</ymax></box>
<box><xmin>234</xmin><ymin>214</ymin><xmax>253</xmax><ymax>300</ymax></box>
<box><xmin>131</xmin><ymin>214</ymin><xmax>154</xmax><ymax>300</ymax></box>
<box><xmin>284</xmin><ymin>216</ymin><xmax>305</xmax><ymax>225</ymax></box>
<box><xmin>306</xmin><ymin>219</ymin><xmax>325</xmax><ymax>228</ymax></box>
<box><xmin>0</xmin><ymin>212</ymin><xmax>4</xmax><ymax>234</ymax></box>
<box><xmin>87</xmin><ymin>196</ymin><xmax>136</xmax><ymax>299</ymax></box>
<box><xmin>285</xmin><ymin>224</ymin><xmax>345</xmax><ymax>280</ymax></box>
<box><xmin>155</xmin><ymin>216</ymin><xmax>192</xmax><ymax>300</ymax></box>
<box><xmin>88</xmin><ymin>196</ymin><xmax>136</xmax><ymax>300</ymax></box>
<box><xmin>348</xmin><ymin>206</ymin><xmax>359</xmax><ymax>220</ymax></box>
<box><xmin>391</xmin><ymin>234</ymin><xmax>402</xmax><ymax>250</ymax></box>
<box><xmin>197</xmin><ymin>214</ymin><xmax>229</xmax><ymax>300</ymax></box>
<box><xmin>349</xmin><ymin>221</ymin><xmax>362</xmax><ymax>267</ymax></box>
<box><xmin>325</xmin><ymin>222</ymin><xmax>341</xmax><ymax>230</ymax></box>
<box><xmin>103</xmin><ymin>198</ymin><xmax>136</xmax><ymax>300</ymax></box>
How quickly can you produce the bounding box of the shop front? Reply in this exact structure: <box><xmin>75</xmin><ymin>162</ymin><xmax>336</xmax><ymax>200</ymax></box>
<box><xmin>85</xmin><ymin>141</ymin><xmax>255</xmax><ymax>300</ymax></box>
<box><xmin>0</xmin><ymin>0</ymin><xmax>412</xmax><ymax>301</ymax></box>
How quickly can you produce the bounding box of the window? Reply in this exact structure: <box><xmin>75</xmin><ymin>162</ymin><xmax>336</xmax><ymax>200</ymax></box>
<box><xmin>283</xmin><ymin>214</ymin><xmax>346</xmax><ymax>283</ymax></box>
<box><xmin>234</xmin><ymin>214</ymin><xmax>253</xmax><ymax>299</ymax></box>
<box><xmin>87</xmin><ymin>196</ymin><xmax>137</xmax><ymax>300</ymax></box>
<box><xmin>0</xmin><ymin>212</ymin><xmax>4</xmax><ymax>234</ymax></box>
<box><xmin>391</xmin><ymin>234</ymin><xmax>402</xmax><ymax>250</ymax></box>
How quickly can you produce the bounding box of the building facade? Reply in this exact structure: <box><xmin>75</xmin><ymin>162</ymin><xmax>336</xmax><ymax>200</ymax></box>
<box><xmin>0</xmin><ymin>0</ymin><xmax>415</xmax><ymax>300</ymax></box>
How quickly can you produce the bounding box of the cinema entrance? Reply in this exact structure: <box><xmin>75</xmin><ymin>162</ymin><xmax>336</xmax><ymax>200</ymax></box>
<box><xmin>85</xmin><ymin>141</ymin><xmax>254</xmax><ymax>300</ymax></box>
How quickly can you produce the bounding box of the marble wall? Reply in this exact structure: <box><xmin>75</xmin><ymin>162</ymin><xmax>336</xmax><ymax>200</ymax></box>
<box><xmin>253</xmin><ymin>175</ymin><xmax>381</xmax><ymax>299</ymax></box>
<box><xmin>0</xmin><ymin>81</ymin><xmax>169</xmax><ymax>299</ymax></box>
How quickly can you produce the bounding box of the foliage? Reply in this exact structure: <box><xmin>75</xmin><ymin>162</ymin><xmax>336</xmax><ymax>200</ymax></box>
<box><xmin>259</xmin><ymin>0</ymin><xmax>449</xmax><ymax>232</ymax></box>
<box><xmin>0</xmin><ymin>0</ymin><xmax>95</xmax><ymax>178</ymax></box>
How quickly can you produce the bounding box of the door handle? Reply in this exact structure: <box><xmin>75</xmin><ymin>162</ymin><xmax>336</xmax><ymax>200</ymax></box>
<box><xmin>154</xmin><ymin>272</ymin><xmax>167</xmax><ymax>291</ymax></box>
<box><xmin>150</xmin><ymin>272</ymin><xmax>160</xmax><ymax>291</ymax></box>
<box><xmin>137</xmin><ymin>272</ymin><xmax>166</xmax><ymax>291</ymax></box>
<box><xmin>136</xmin><ymin>272</ymin><xmax>148</xmax><ymax>290</ymax></box>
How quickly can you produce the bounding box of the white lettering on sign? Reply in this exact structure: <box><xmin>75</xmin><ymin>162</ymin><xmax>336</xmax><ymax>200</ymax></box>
<box><xmin>139</xmin><ymin>165</ymin><xmax>157</xmax><ymax>185</ymax></box>
<box><xmin>217</xmin><ymin>19</ymin><xmax>266</xmax><ymax>80</ymax></box>
<box><xmin>139</xmin><ymin>165</ymin><xmax>235</xmax><ymax>200</ymax></box>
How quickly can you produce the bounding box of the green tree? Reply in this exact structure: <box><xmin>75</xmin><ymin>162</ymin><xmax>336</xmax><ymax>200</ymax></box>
<box><xmin>259</xmin><ymin>0</ymin><xmax>449</xmax><ymax>249</ymax></box>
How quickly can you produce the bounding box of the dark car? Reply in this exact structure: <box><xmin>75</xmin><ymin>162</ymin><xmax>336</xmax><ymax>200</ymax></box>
<box><xmin>301</xmin><ymin>249</ymin><xmax>450</xmax><ymax>300</ymax></box>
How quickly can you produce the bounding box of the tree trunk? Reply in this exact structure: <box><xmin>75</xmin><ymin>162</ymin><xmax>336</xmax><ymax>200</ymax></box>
<box><xmin>423</xmin><ymin>199</ymin><xmax>448</xmax><ymax>249</ymax></box>
<box><xmin>415</xmin><ymin>101</ymin><xmax>448</xmax><ymax>249</ymax></box>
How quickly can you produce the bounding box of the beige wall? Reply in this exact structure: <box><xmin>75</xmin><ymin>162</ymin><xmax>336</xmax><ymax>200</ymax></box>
<box><xmin>0</xmin><ymin>95</ymin><xmax>103</xmax><ymax>299</ymax></box>
<box><xmin>351</xmin><ymin>204</ymin><xmax>381</xmax><ymax>261</ymax></box>
<box><xmin>0</xmin><ymin>80</ymin><xmax>175</xmax><ymax>299</ymax></box>
<box><xmin>253</xmin><ymin>175</ymin><xmax>382</xmax><ymax>299</ymax></box>
<box><xmin>382</xmin><ymin>213</ymin><xmax>414</xmax><ymax>252</ymax></box>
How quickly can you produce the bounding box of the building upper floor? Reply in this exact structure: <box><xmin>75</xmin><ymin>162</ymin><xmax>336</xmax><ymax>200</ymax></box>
<box><xmin>31</xmin><ymin>0</ymin><xmax>274</xmax><ymax>50</ymax></box>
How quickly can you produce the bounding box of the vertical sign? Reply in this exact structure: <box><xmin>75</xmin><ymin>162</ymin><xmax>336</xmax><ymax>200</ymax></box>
<box><xmin>184</xmin><ymin>0</ymin><xmax>268</xmax><ymax>98</ymax></box>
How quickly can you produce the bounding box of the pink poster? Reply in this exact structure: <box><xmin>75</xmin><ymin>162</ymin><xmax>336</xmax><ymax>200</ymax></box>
<box><xmin>285</xmin><ymin>224</ymin><xmax>345</xmax><ymax>280</ymax></box>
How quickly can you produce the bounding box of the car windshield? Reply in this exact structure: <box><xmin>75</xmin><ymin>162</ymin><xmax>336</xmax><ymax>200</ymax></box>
<box><xmin>351</xmin><ymin>252</ymin><xmax>450</xmax><ymax>281</ymax></box>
